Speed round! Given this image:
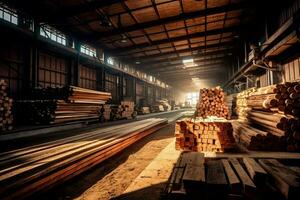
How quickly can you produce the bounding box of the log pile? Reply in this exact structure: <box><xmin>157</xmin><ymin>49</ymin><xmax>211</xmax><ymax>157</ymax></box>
<box><xmin>0</xmin><ymin>118</ymin><xmax>167</xmax><ymax>200</ymax></box>
<box><xmin>165</xmin><ymin>152</ymin><xmax>300</xmax><ymax>200</ymax></box>
<box><xmin>15</xmin><ymin>86</ymin><xmax>111</xmax><ymax>125</ymax></box>
<box><xmin>0</xmin><ymin>80</ymin><xmax>13</xmax><ymax>132</ymax></box>
<box><xmin>175</xmin><ymin>118</ymin><xmax>236</xmax><ymax>152</ymax></box>
<box><xmin>233</xmin><ymin>82</ymin><xmax>300</xmax><ymax>151</ymax></box>
<box><xmin>139</xmin><ymin>106</ymin><xmax>151</xmax><ymax>115</ymax></box>
<box><xmin>236</xmin><ymin>87</ymin><xmax>256</xmax><ymax>121</ymax></box>
<box><xmin>196</xmin><ymin>87</ymin><xmax>230</xmax><ymax>119</ymax></box>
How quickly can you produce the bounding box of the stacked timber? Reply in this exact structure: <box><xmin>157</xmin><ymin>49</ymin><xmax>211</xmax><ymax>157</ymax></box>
<box><xmin>0</xmin><ymin>80</ymin><xmax>13</xmax><ymax>131</ymax></box>
<box><xmin>118</xmin><ymin>101</ymin><xmax>135</xmax><ymax>119</ymax></box>
<box><xmin>175</xmin><ymin>117</ymin><xmax>236</xmax><ymax>152</ymax></box>
<box><xmin>0</xmin><ymin>118</ymin><xmax>167</xmax><ymax>200</ymax></box>
<box><xmin>152</xmin><ymin>104</ymin><xmax>164</xmax><ymax>112</ymax></box>
<box><xmin>197</xmin><ymin>87</ymin><xmax>230</xmax><ymax>119</ymax></box>
<box><xmin>15</xmin><ymin>86</ymin><xmax>111</xmax><ymax>125</ymax></box>
<box><xmin>100</xmin><ymin>104</ymin><xmax>111</xmax><ymax>121</ymax></box>
<box><xmin>165</xmin><ymin>152</ymin><xmax>300</xmax><ymax>200</ymax></box>
<box><xmin>226</xmin><ymin>93</ymin><xmax>237</xmax><ymax>118</ymax></box>
<box><xmin>139</xmin><ymin>106</ymin><xmax>151</xmax><ymax>114</ymax></box>
<box><xmin>233</xmin><ymin>82</ymin><xmax>300</xmax><ymax>151</ymax></box>
<box><xmin>236</xmin><ymin>87</ymin><xmax>256</xmax><ymax>121</ymax></box>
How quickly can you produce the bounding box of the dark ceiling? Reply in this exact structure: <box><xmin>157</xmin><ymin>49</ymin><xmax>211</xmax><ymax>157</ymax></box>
<box><xmin>3</xmin><ymin>0</ymin><xmax>274</xmax><ymax>91</ymax></box>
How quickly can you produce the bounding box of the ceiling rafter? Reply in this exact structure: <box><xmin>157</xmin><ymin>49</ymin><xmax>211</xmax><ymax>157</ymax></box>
<box><xmin>91</xmin><ymin>2</ymin><xmax>248</xmax><ymax>38</ymax></box>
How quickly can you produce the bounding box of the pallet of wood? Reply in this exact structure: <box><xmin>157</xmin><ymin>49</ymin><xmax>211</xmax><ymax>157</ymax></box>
<box><xmin>100</xmin><ymin>104</ymin><xmax>111</xmax><ymax>121</ymax></box>
<box><xmin>0</xmin><ymin>80</ymin><xmax>13</xmax><ymax>132</ymax></box>
<box><xmin>139</xmin><ymin>106</ymin><xmax>151</xmax><ymax>115</ymax></box>
<box><xmin>197</xmin><ymin>86</ymin><xmax>230</xmax><ymax>119</ymax></box>
<box><xmin>0</xmin><ymin>118</ymin><xmax>167</xmax><ymax>200</ymax></box>
<box><xmin>119</xmin><ymin>101</ymin><xmax>135</xmax><ymax>119</ymax></box>
<box><xmin>15</xmin><ymin>86</ymin><xmax>112</xmax><ymax>125</ymax></box>
<box><xmin>164</xmin><ymin>152</ymin><xmax>300</xmax><ymax>200</ymax></box>
<box><xmin>175</xmin><ymin>118</ymin><xmax>236</xmax><ymax>152</ymax></box>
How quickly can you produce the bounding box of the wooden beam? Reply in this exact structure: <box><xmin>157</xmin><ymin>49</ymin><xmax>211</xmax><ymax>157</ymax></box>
<box><xmin>111</xmin><ymin>26</ymin><xmax>238</xmax><ymax>53</ymax></box>
<box><xmin>119</xmin><ymin>42</ymin><xmax>234</xmax><ymax>61</ymax></box>
<box><xmin>151</xmin><ymin>61</ymin><xmax>225</xmax><ymax>72</ymax></box>
<box><xmin>93</xmin><ymin>2</ymin><xmax>248</xmax><ymax>38</ymax></box>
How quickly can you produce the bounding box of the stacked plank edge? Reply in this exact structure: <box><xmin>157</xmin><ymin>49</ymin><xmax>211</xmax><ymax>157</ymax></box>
<box><xmin>233</xmin><ymin>82</ymin><xmax>300</xmax><ymax>151</ymax></box>
<box><xmin>0</xmin><ymin>118</ymin><xmax>167</xmax><ymax>200</ymax></box>
<box><xmin>0</xmin><ymin>80</ymin><xmax>13</xmax><ymax>132</ymax></box>
<box><xmin>164</xmin><ymin>152</ymin><xmax>300</xmax><ymax>200</ymax></box>
<box><xmin>175</xmin><ymin>118</ymin><xmax>236</xmax><ymax>152</ymax></box>
<box><xmin>15</xmin><ymin>86</ymin><xmax>111</xmax><ymax>125</ymax></box>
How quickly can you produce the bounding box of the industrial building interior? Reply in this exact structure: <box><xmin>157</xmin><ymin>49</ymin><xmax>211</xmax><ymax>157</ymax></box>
<box><xmin>0</xmin><ymin>0</ymin><xmax>300</xmax><ymax>199</ymax></box>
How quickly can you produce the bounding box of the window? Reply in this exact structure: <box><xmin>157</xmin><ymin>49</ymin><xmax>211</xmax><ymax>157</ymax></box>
<box><xmin>40</xmin><ymin>25</ymin><xmax>66</xmax><ymax>46</ymax></box>
<box><xmin>80</xmin><ymin>44</ymin><xmax>97</xmax><ymax>57</ymax></box>
<box><xmin>107</xmin><ymin>57</ymin><xmax>114</xmax><ymax>65</ymax></box>
<box><xmin>0</xmin><ymin>3</ymin><xmax>18</xmax><ymax>25</ymax></box>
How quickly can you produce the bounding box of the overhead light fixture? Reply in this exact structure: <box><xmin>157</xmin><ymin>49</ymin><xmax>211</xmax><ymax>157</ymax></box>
<box><xmin>135</xmin><ymin>61</ymin><xmax>141</xmax><ymax>64</ymax></box>
<box><xmin>120</xmin><ymin>35</ymin><xmax>127</xmax><ymax>43</ymax></box>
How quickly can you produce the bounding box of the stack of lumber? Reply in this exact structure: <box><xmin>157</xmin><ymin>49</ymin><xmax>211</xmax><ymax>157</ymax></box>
<box><xmin>226</xmin><ymin>93</ymin><xmax>237</xmax><ymax>118</ymax></box>
<box><xmin>0</xmin><ymin>118</ymin><xmax>167</xmax><ymax>200</ymax></box>
<box><xmin>100</xmin><ymin>104</ymin><xmax>111</xmax><ymax>121</ymax></box>
<box><xmin>118</xmin><ymin>101</ymin><xmax>135</xmax><ymax>119</ymax></box>
<box><xmin>236</xmin><ymin>87</ymin><xmax>256</xmax><ymax>121</ymax></box>
<box><xmin>0</xmin><ymin>80</ymin><xmax>13</xmax><ymax>132</ymax></box>
<box><xmin>175</xmin><ymin>117</ymin><xmax>236</xmax><ymax>152</ymax></box>
<box><xmin>196</xmin><ymin>87</ymin><xmax>230</xmax><ymax>119</ymax></box>
<box><xmin>139</xmin><ymin>106</ymin><xmax>151</xmax><ymax>115</ymax></box>
<box><xmin>233</xmin><ymin>82</ymin><xmax>300</xmax><ymax>151</ymax></box>
<box><xmin>165</xmin><ymin>152</ymin><xmax>300</xmax><ymax>200</ymax></box>
<box><xmin>157</xmin><ymin>99</ymin><xmax>171</xmax><ymax>111</ymax></box>
<box><xmin>15</xmin><ymin>86</ymin><xmax>111</xmax><ymax>125</ymax></box>
<box><xmin>152</xmin><ymin>105</ymin><xmax>164</xmax><ymax>112</ymax></box>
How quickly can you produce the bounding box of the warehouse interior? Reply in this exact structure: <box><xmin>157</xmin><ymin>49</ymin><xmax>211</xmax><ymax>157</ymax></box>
<box><xmin>0</xmin><ymin>0</ymin><xmax>300</xmax><ymax>199</ymax></box>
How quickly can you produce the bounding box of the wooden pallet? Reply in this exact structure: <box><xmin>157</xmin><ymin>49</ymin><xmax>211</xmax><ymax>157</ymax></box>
<box><xmin>164</xmin><ymin>152</ymin><xmax>300</xmax><ymax>200</ymax></box>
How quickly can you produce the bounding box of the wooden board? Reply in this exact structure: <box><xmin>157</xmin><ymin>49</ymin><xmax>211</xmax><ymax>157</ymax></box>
<box><xmin>222</xmin><ymin>159</ymin><xmax>242</xmax><ymax>194</ymax></box>
<box><xmin>259</xmin><ymin>159</ymin><xmax>300</xmax><ymax>199</ymax></box>
<box><xmin>229</xmin><ymin>158</ymin><xmax>256</xmax><ymax>195</ymax></box>
<box><xmin>243</xmin><ymin>157</ymin><xmax>267</xmax><ymax>185</ymax></box>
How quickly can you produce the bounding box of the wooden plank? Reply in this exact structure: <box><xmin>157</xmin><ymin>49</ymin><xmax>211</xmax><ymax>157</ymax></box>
<box><xmin>222</xmin><ymin>159</ymin><xmax>242</xmax><ymax>194</ymax></box>
<box><xmin>229</xmin><ymin>158</ymin><xmax>256</xmax><ymax>195</ymax></box>
<box><xmin>206</xmin><ymin>160</ymin><xmax>228</xmax><ymax>198</ymax></box>
<box><xmin>259</xmin><ymin>159</ymin><xmax>300</xmax><ymax>199</ymax></box>
<box><xmin>179</xmin><ymin>152</ymin><xmax>204</xmax><ymax>167</ymax></box>
<box><xmin>182</xmin><ymin>164</ymin><xmax>205</xmax><ymax>189</ymax></box>
<box><xmin>243</xmin><ymin>157</ymin><xmax>267</xmax><ymax>184</ymax></box>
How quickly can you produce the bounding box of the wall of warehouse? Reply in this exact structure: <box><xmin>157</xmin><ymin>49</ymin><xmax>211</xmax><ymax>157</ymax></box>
<box><xmin>0</xmin><ymin>7</ymin><xmax>174</xmax><ymax>105</ymax></box>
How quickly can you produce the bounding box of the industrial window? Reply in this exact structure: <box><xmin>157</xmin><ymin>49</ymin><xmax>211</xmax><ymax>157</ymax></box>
<box><xmin>38</xmin><ymin>53</ymin><xmax>68</xmax><ymax>88</ymax></box>
<box><xmin>79</xmin><ymin>65</ymin><xmax>97</xmax><ymax>90</ymax></box>
<box><xmin>105</xmin><ymin>72</ymin><xmax>118</xmax><ymax>102</ymax></box>
<box><xmin>0</xmin><ymin>3</ymin><xmax>18</xmax><ymax>25</ymax></box>
<box><xmin>40</xmin><ymin>25</ymin><xmax>66</xmax><ymax>46</ymax></box>
<box><xmin>0</xmin><ymin>43</ymin><xmax>24</xmax><ymax>97</ymax></box>
<box><xmin>80</xmin><ymin>45</ymin><xmax>96</xmax><ymax>57</ymax></box>
<box><xmin>107</xmin><ymin>57</ymin><xmax>114</xmax><ymax>65</ymax></box>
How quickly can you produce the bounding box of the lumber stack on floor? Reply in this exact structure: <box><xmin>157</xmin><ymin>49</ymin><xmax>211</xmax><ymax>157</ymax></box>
<box><xmin>15</xmin><ymin>86</ymin><xmax>111</xmax><ymax>125</ymax></box>
<box><xmin>236</xmin><ymin>87</ymin><xmax>256</xmax><ymax>121</ymax></box>
<box><xmin>0</xmin><ymin>80</ymin><xmax>13</xmax><ymax>132</ymax></box>
<box><xmin>100</xmin><ymin>104</ymin><xmax>111</xmax><ymax>121</ymax></box>
<box><xmin>233</xmin><ymin>82</ymin><xmax>300</xmax><ymax>151</ymax></box>
<box><xmin>0</xmin><ymin>118</ymin><xmax>167</xmax><ymax>200</ymax></box>
<box><xmin>175</xmin><ymin>118</ymin><xmax>236</xmax><ymax>152</ymax></box>
<box><xmin>0</xmin><ymin>79</ymin><xmax>13</xmax><ymax>132</ymax></box>
<box><xmin>197</xmin><ymin>87</ymin><xmax>230</xmax><ymax>119</ymax></box>
<box><xmin>165</xmin><ymin>152</ymin><xmax>300</xmax><ymax>200</ymax></box>
<box><xmin>118</xmin><ymin>101</ymin><xmax>135</xmax><ymax>119</ymax></box>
